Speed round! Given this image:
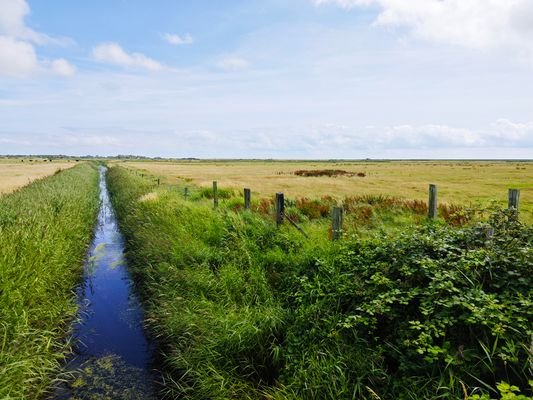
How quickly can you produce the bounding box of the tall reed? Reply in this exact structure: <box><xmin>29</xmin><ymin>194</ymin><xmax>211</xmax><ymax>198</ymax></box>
<box><xmin>0</xmin><ymin>163</ymin><xmax>100</xmax><ymax>399</ymax></box>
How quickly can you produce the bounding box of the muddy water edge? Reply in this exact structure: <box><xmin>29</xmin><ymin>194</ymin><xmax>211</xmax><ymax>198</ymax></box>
<box><xmin>52</xmin><ymin>166</ymin><xmax>160</xmax><ymax>399</ymax></box>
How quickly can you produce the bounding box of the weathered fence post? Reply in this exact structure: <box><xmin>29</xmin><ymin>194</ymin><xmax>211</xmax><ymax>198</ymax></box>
<box><xmin>213</xmin><ymin>181</ymin><xmax>218</xmax><ymax>208</ymax></box>
<box><xmin>428</xmin><ymin>184</ymin><xmax>437</xmax><ymax>219</ymax></box>
<box><xmin>244</xmin><ymin>188</ymin><xmax>251</xmax><ymax>210</ymax></box>
<box><xmin>485</xmin><ymin>225</ymin><xmax>494</xmax><ymax>240</ymax></box>
<box><xmin>276</xmin><ymin>192</ymin><xmax>284</xmax><ymax>226</ymax></box>
<box><xmin>508</xmin><ymin>189</ymin><xmax>520</xmax><ymax>210</ymax></box>
<box><xmin>332</xmin><ymin>207</ymin><xmax>343</xmax><ymax>241</ymax></box>
<box><xmin>157</xmin><ymin>178</ymin><xmax>160</xmax><ymax>185</ymax></box>
<box><xmin>184</xmin><ymin>187</ymin><xmax>189</xmax><ymax>200</ymax></box>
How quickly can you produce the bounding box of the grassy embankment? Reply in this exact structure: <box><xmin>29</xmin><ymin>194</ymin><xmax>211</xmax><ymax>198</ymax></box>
<box><xmin>0</xmin><ymin>163</ymin><xmax>100</xmax><ymax>399</ymax></box>
<box><xmin>108</xmin><ymin>165</ymin><xmax>532</xmax><ymax>399</ymax></box>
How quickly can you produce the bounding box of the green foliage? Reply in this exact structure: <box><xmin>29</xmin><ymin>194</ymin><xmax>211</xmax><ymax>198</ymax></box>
<box><xmin>196</xmin><ymin>186</ymin><xmax>234</xmax><ymax>200</ymax></box>
<box><xmin>280</xmin><ymin>209</ymin><xmax>532</xmax><ymax>399</ymax></box>
<box><xmin>470</xmin><ymin>381</ymin><xmax>533</xmax><ymax>400</ymax></box>
<box><xmin>0</xmin><ymin>164</ymin><xmax>100</xmax><ymax>399</ymax></box>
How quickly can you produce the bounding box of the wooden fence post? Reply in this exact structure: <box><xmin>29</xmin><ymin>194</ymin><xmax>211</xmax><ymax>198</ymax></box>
<box><xmin>332</xmin><ymin>207</ymin><xmax>343</xmax><ymax>241</ymax></box>
<box><xmin>485</xmin><ymin>225</ymin><xmax>494</xmax><ymax>240</ymax></box>
<box><xmin>184</xmin><ymin>187</ymin><xmax>189</xmax><ymax>200</ymax></box>
<box><xmin>157</xmin><ymin>178</ymin><xmax>160</xmax><ymax>185</ymax></box>
<box><xmin>276</xmin><ymin>192</ymin><xmax>284</xmax><ymax>226</ymax></box>
<box><xmin>244</xmin><ymin>188</ymin><xmax>251</xmax><ymax>209</ymax></box>
<box><xmin>428</xmin><ymin>184</ymin><xmax>437</xmax><ymax>219</ymax></box>
<box><xmin>508</xmin><ymin>189</ymin><xmax>520</xmax><ymax>210</ymax></box>
<box><xmin>213</xmin><ymin>181</ymin><xmax>218</xmax><ymax>208</ymax></box>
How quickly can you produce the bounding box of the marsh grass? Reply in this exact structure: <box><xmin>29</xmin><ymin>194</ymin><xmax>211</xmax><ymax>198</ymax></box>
<box><xmin>0</xmin><ymin>163</ymin><xmax>100</xmax><ymax>399</ymax></box>
<box><xmin>117</xmin><ymin>159</ymin><xmax>533</xmax><ymax>223</ymax></box>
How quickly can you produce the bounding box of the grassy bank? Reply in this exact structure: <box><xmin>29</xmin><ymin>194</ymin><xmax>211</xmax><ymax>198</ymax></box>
<box><xmin>107</xmin><ymin>166</ymin><xmax>532</xmax><ymax>399</ymax></box>
<box><xmin>0</xmin><ymin>163</ymin><xmax>100</xmax><ymax>399</ymax></box>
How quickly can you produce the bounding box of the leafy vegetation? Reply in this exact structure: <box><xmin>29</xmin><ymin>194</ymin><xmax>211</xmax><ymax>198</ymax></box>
<box><xmin>277</xmin><ymin>209</ymin><xmax>532</xmax><ymax>399</ymax></box>
<box><xmin>0</xmin><ymin>163</ymin><xmax>100</xmax><ymax>399</ymax></box>
<box><xmin>107</xmin><ymin>166</ymin><xmax>532</xmax><ymax>399</ymax></box>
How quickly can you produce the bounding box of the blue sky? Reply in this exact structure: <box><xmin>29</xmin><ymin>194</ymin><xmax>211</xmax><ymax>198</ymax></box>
<box><xmin>1</xmin><ymin>0</ymin><xmax>532</xmax><ymax>158</ymax></box>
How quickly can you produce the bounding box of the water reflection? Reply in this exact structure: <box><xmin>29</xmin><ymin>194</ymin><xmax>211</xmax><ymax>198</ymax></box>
<box><xmin>53</xmin><ymin>167</ymin><xmax>159</xmax><ymax>399</ymax></box>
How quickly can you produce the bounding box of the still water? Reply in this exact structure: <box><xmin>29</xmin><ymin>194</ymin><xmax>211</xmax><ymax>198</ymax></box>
<box><xmin>54</xmin><ymin>167</ymin><xmax>159</xmax><ymax>399</ymax></box>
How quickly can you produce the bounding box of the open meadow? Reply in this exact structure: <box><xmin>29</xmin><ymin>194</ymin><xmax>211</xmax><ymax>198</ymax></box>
<box><xmin>120</xmin><ymin>159</ymin><xmax>533</xmax><ymax>220</ymax></box>
<box><xmin>0</xmin><ymin>159</ymin><xmax>77</xmax><ymax>195</ymax></box>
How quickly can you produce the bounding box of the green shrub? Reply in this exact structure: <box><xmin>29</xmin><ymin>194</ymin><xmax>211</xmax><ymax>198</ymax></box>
<box><xmin>280</xmin><ymin>209</ymin><xmax>532</xmax><ymax>399</ymax></box>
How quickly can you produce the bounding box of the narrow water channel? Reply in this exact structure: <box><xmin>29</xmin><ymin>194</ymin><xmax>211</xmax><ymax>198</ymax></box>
<box><xmin>54</xmin><ymin>167</ymin><xmax>159</xmax><ymax>399</ymax></box>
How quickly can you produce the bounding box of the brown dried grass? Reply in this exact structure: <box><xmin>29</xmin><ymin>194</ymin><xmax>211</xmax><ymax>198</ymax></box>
<box><xmin>0</xmin><ymin>160</ymin><xmax>77</xmax><ymax>195</ymax></box>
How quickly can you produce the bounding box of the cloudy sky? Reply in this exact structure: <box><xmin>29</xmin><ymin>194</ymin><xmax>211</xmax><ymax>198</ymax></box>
<box><xmin>1</xmin><ymin>0</ymin><xmax>532</xmax><ymax>158</ymax></box>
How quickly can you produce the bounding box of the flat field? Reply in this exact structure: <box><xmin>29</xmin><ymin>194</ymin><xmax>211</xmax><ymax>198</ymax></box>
<box><xmin>120</xmin><ymin>160</ymin><xmax>533</xmax><ymax>217</ymax></box>
<box><xmin>0</xmin><ymin>159</ymin><xmax>77</xmax><ymax>195</ymax></box>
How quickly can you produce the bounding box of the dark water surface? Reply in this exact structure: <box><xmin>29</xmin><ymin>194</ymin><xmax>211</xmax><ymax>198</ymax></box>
<box><xmin>54</xmin><ymin>167</ymin><xmax>159</xmax><ymax>399</ymax></box>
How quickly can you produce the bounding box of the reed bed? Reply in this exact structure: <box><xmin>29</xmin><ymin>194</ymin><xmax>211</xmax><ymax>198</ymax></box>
<box><xmin>0</xmin><ymin>163</ymin><xmax>100</xmax><ymax>399</ymax></box>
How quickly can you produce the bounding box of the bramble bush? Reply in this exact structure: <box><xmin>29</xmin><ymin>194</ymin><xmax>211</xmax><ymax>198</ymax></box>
<box><xmin>279</xmin><ymin>209</ymin><xmax>532</xmax><ymax>399</ymax></box>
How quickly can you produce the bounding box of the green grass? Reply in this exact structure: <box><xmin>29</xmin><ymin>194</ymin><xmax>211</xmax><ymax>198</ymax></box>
<box><xmin>108</xmin><ymin>168</ymin><xmax>287</xmax><ymax>399</ymax></box>
<box><xmin>0</xmin><ymin>163</ymin><xmax>100</xmax><ymax>399</ymax></box>
<box><xmin>107</xmin><ymin>166</ymin><xmax>532</xmax><ymax>399</ymax></box>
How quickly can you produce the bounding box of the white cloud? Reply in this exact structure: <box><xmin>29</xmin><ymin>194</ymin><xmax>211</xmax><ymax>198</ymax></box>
<box><xmin>217</xmin><ymin>57</ymin><xmax>249</xmax><ymax>71</ymax></box>
<box><xmin>380</xmin><ymin>124</ymin><xmax>485</xmax><ymax>147</ymax></box>
<box><xmin>491</xmin><ymin>119</ymin><xmax>533</xmax><ymax>142</ymax></box>
<box><xmin>312</xmin><ymin>120</ymin><xmax>533</xmax><ymax>150</ymax></box>
<box><xmin>0</xmin><ymin>0</ymin><xmax>29</xmax><ymax>37</ymax></box>
<box><xmin>0</xmin><ymin>0</ymin><xmax>72</xmax><ymax>46</ymax></box>
<box><xmin>50</xmin><ymin>58</ymin><xmax>76</xmax><ymax>76</ymax></box>
<box><xmin>0</xmin><ymin>0</ymin><xmax>75</xmax><ymax>78</ymax></box>
<box><xmin>0</xmin><ymin>136</ymin><xmax>32</xmax><ymax>145</ymax></box>
<box><xmin>92</xmin><ymin>42</ymin><xmax>164</xmax><ymax>71</ymax></box>
<box><xmin>63</xmin><ymin>134</ymin><xmax>122</xmax><ymax>147</ymax></box>
<box><xmin>170</xmin><ymin>119</ymin><xmax>533</xmax><ymax>157</ymax></box>
<box><xmin>0</xmin><ymin>35</ymin><xmax>37</xmax><ymax>76</ymax></box>
<box><xmin>313</xmin><ymin>0</ymin><xmax>533</xmax><ymax>58</ymax></box>
<box><xmin>313</xmin><ymin>0</ymin><xmax>374</xmax><ymax>8</ymax></box>
<box><xmin>164</xmin><ymin>33</ymin><xmax>194</xmax><ymax>45</ymax></box>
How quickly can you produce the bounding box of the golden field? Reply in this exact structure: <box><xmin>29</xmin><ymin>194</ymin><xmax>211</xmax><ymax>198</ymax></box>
<box><xmin>120</xmin><ymin>160</ymin><xmax>533</xmax><ymax>219</ymax></box>
<box><xmin>0</xmin><ymin>159</ymin><xmax>76</xmax><ymax>195</ymax></box>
